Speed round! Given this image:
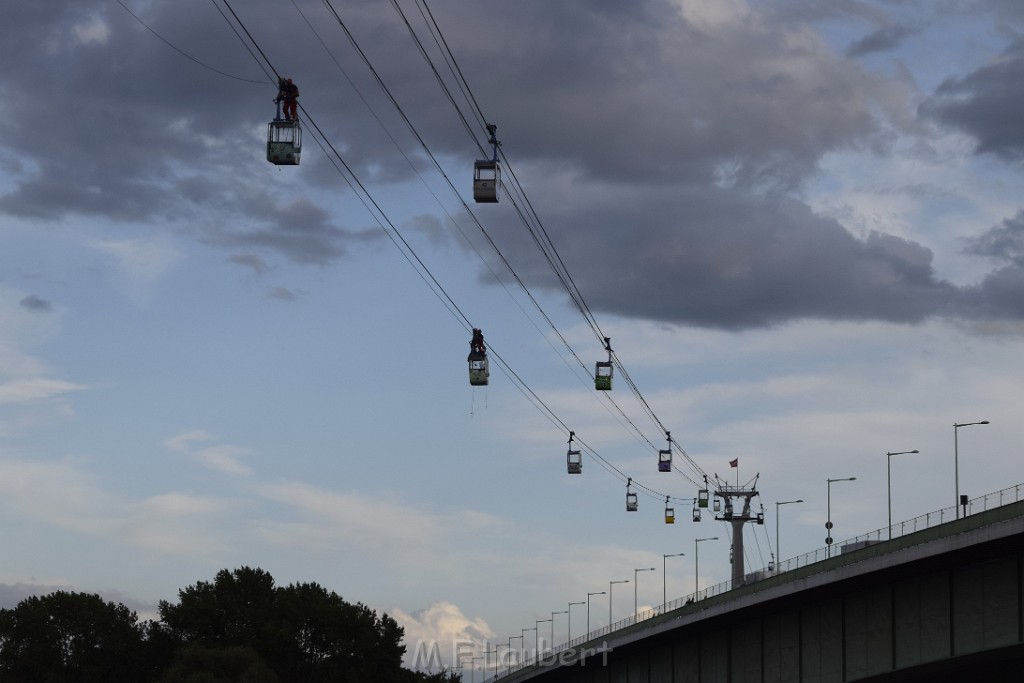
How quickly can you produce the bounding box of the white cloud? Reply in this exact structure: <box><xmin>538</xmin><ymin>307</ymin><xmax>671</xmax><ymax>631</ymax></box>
<box><xmin>72</xmin><ymin>17</ymin><xmax>110</xmax><ymax>46</ymax></box>
<box><xmin>164</xmin><ymin>431</ymin><xmax>254</xmax><ymax>476</ymax></box>
<box><xmin>394</xmin><ymin>601</ymin><xmax>496</xmax><ymax>671</ymax></box>
<box><xmin>0</xmin><ymin>457</ymin><xmax>231</xmax><ymax>561</ymax></box>
<box><xmin>0</xmin><ymin>378</ymin><xmax>85</xmax><ymax>404</ymax></box>
<box><xmin>90</xmin><ymin>238</ymin><xmax>182</xmax><ymax>306</ymax></box>
<box><xmin>254</xmin><ymin>482</ymin><xmax>497</xmax><ymax>558</ymax></box>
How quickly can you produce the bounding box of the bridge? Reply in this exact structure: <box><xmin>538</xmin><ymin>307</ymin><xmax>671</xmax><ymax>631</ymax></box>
<box><xmin>484</xmin><ymin>485</ymin><xmax>1024</xmax><ymax>682</ymax></box>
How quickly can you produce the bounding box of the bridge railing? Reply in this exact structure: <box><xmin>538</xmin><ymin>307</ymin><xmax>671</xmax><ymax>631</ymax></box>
<box><xmin>487</xmin><ymin>483</ymin><xmax>1023</xmax><ymax>681</ymax></box>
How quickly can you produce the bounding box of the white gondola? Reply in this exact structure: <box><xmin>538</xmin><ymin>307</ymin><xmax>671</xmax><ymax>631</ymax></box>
<box><xmin>567</xmin><ymin>450</ymin><xmax>582</xmax><ymax>474</ymax></box>
<box><xmin>267</xmin><ymin>119</ymin><xmax>302</xmax><ymax>165</ymax></box>
<box><xmin>626</xmin><ymin>478</ymin><xmax>638</xmax><ymax>512</ymax></box>
<box><xmin>692</xmin><ymin>505</ymin><xmax>701</xmax><ymax>522</ymax></box>
<box><xmin>468</xmin><ymin>353</ymin><xmax>489</xmax><ymax>386</ymax></box>
<box><xmin>566</xmin><ymin>431</ymin><xmax>582</xmax><ymax>474</ymax></box>
<box><xmin>595</xmin><ymin>337</ymin><xmax>613</xmax><ymax>390</ymax></box>
<box><xmin>658</xmin><ymin>431</ymin><xmax>672</xmax><ymax>472</ymax></box>
<box><xmin>473</xmin><ymin>124</ymin><xmax>501</xmax><ymax>203</ymax></box>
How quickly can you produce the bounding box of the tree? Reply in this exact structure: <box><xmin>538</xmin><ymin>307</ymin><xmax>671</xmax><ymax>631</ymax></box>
<box><xmin>157</xmin><ymin>644</ymin><xmax>278</xmax><ymax>683</ymax></box>
<box><xmin>160</xmin><ymin>567</ymin><xmax>416</xmax><ymax>682</ymax></box>
<box><xmin>0</xmin><ymin>591</ymin><xmax>147</xmax><ymax>682</ymax></box>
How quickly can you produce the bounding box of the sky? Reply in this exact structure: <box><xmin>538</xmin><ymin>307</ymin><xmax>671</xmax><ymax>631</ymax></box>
<box><xmin>3</xmin><ymin>0</ymin><xmax>1024</xmax><ymax>673</ymax></box>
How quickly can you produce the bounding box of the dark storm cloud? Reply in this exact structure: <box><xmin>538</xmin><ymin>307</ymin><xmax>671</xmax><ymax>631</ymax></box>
<box><xmin>201</xmin><ymin>197</ymin><xmax>373</xmax><ymax>266</ymax></box>
<box><xmin>846</xmin><ymin>24</ymin><xmax>917</xmax><ymax>58</ymax></box>
<box><xmin>228</xmin><ymin>253</ymin><xmax>271</xmax><ymax>275</ymax></box>
<box><xmin>19</xmin><ymin>295</ymin><xmax>52</xmax><ymax>312</ymax></box>
<box><xmin>3</xmin><ymin>1</ymin><xmax>1023</xmax><ymax>330</ymax></box>
<box><xmin>921</xmin><ymin>38</ymin><xmax>1024</xmax><ymax>160</ymax></box>
<box><xmin>964</xmin><ymin>211</ymin><xmax>1024</xmax><ymax>267</ymax></box>
<box><xmin>483</xmin><ymin>185</ymin><xmax>959</xmax><ymax>329</ymax></box>
<box><xmin>267</xmin><ymin>286</ymin><xmax>301</xmax><ymax>302</ymax></box>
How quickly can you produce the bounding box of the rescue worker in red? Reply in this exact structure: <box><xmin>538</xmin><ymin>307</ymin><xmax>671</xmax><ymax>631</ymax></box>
<box><xmin>470</xmin><ymin>328</ymin><xmax>485</xmax><ymax>355</ymax></box>
<box><xmin>275</xmin><ymin>77</ymin><xmax>299</xmax><ymax>120</ymax></box>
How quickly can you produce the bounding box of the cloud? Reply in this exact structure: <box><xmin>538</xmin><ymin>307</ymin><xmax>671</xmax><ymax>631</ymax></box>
<box><xmin>227</xmin><ymin>253</ymin><xmax>271</xmax><ymax>275</ymax></box>
<box><xmin>921</xmin><ymin>37</ymin><xmax>1024</xmax><ymax>160</ymax></box>
<box><xmin>1</xmin><ymin>0</ymin><xmax>1023</xmax><ymax>333</ymax></box>
<box><xmin>846</xmin><ymin>23</ymin><xmax>918</xmax><ymax>58</ymax></box>
<box><xmin>164</xmin><ymin>431</ymin><xmax>254</xmax><ymax>476</ymax></box>
<box><xmin>394</xmin><ymin>601</ymin><xmax>496</xmax><ymax>670</ymax></box>
<box><xmin>18</xmin><ymin>294</ymin><xmax>51</xmax><ymax>312</ymax></box>
<box><xmin>89</xmin><ymin>237</ymin><xmax>182</xmax><ymax>305</ymax></box>
<box><xmin>253</xmin><ymin>482</ymin><xmax>497</xmax><ymax>558</ymax></box>
<box><xmin>0</xmin><ymin>378</ymin><xmax>84</xmax><ymax>404</ymax></box>
<box><xmin>0</xmin><ymin>456</ymin><xmax>231</xmax><ymax>561</ymax></box>
<box><xmin>267</xmin><ymin>286</ymin><xmax>301</xmax><ymax>301</ymax></box>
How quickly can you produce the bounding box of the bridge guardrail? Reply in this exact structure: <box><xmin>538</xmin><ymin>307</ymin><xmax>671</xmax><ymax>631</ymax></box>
<box><xmin>486</xmin><ymin>483</ymin><xmax>1023</xmax><ymax>681</ymax></box>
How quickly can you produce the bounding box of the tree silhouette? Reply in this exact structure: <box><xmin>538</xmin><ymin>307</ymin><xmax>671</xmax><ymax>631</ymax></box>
<box><xmin>0</xmin><ymin>591</ymin><xmax>148</xmax><ymax>681</ymax></box>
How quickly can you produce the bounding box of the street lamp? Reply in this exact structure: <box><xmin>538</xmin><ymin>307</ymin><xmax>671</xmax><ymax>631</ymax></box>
<box><xmin>507</xmin><ymin>634</ymin><xmax>523</xmax><ymax>671</ymax></box>
<box><xmin>586</xmin><ymin>592</ymin><xmax>604</xmax><ymax>633</ymax></box>
<box><xmin>567</xmin><ymin>601</ymin><xmax>584</xmax><ymax>642</ymax></box>
<box><xmin>521</xmin><ymin>627</ymin><xmax>535</xmax><ymax>664</ymax></box>
<box><xmin>551</xmin><ymin>611</ymin><xmax>566</xmax><ymax>648</ymax></box>
<box><xmin>955</xmin><ymin>421</ymin><xmax>989</xmax><ymax>519</ymax></box>
<box><xmin>694</xmin><ymin>537</ymin><xmax>718</xmax><ymax>597</ymax></box>
<box><xmin>483</xmin><ymin>649</ymin><xmax>497</xmax><ymax>680</ymax></box>
<box><xmin>774</xmin><ymin>500</ymin><xmax>803</xmax><ymax>566</ymax></box>
<box><xmin>826</xmin><ymin>477</ymin><xmax>856</xmax><ymax>557</ymax></box>
<box><xmin>471</xmin><ymin>656</ymin><xmax>483</xmax><ymax>683</ymax></box>
<box><xmin>662</xmin><ymin>552</ymin><xmax>685</xmax><ymax>606</ymax></box>
<box><xmin>609</xmin><ymin>579</ymin><xmax>629</xmax><ymax>627</ymax></box>
<box><xmin>886</xmin><ymin>450</ymin><xmax>919</xmax><ymax>538</ymax></box>
<box><xmin>535</xmin><ymin>619</ymin><xmax>550</xmax><ymax>655</ymax></box>
<box><xmin>634</xmin><ymin>567</ymin><xmax>655</xmax><ymax>616</ymax></box>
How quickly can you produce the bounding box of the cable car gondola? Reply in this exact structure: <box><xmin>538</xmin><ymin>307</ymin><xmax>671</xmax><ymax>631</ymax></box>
<box><xmin>595</xmin><ymin>337</ymin><xmax>613</xmax><ymax>391</ymax></box>
<box><xmin>626</xmin><ymin>478</ymin><xmax>638</xmax><ymax>512</ymax></box>
<box><xmin>566</xmin><ymin>431</ymin><xmax>582</xmax><ymax>474</ymax></box>
<box><xmin>468</xmin><ymin>328</ymin><xmax>489</xmax><ymax>386</ymax></box>
<box><xmin>473</xmin><ymin>124</ymin><xmax>500</xmax><ymax>203</ymax></box>
<box><xmin>664</xmin><ymin>497</ymin><xmax>675</xmax><ymax>524</ymax></box>
<box><xmin>658</xmin><ymin>431</ymin><xmax>672</xmax><ymax>472</ymax></box>
<box><xmin>268</xmin><ymin>119</ymin><xmax>302</xmax><ymax>165</ymax></box>
<box><xmin>697</xmin><ymin>489</ymin><xmax>710</xmax><ymax>508</ymax></box>
<box><xmin>268</xmin><ymin>78</ymin><xmax>301</xmax><ymax>165</ymax></box>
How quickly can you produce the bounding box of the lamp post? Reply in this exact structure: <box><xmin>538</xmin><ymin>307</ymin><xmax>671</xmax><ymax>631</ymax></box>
<box><xmin>609</xmin><ymin>579</ymin><xmax>629</xmax><ymax>627</ymax></box>
<box><xmin>826</xmin><ymin>477</ymin><xmax>856</xmax><ymax>557</ymax></box>
<box><xmin>663</xmin><ymin>552</ymin><xmax>685</xmax><ymax>606</ymax></box>
<box><xmin>774</xmin><ymin>500</ymin><xmax>803</xmax><ymax>566</ymax></box>
<box><xmin>586</xmin><ymin>592</ymin><xmax>604</xmax><ymax>633</ymax></box>
<box><xmin>886</xmin><ymin>450</ymin><xmax>919</xmax><ymax>538</ymax></box>
<box><xmin>471</xmin><ymin>656</ymin><xmax>483</xmax><ymax>683</ymax></box>
<box><xmin>634</xmin><ymin>567</ymin><xmax>655</xmax><ymax>616</ymax></box>
<box><xmin>535</xmin><ymin>619</ymin><xmax>550</xmax><ymax>655</ymax></box>
<box><xmin>955</xmin><ymin>421</ymin><xmax>989</xmax><ymax>519</ymax></box>
<box><xmin>695</xmin><ymin>537</ymin><xmax>717</xmax><ymax>597</ymax></box>
<box><xmin>568</xmin><ymin>601</ymin><xmax>584</xmax><ymax>642</ymax></box>
<box><xmin>521</xmin><ymin>628</ymin><xmax>535</xmax><ymax>664</ymax></box>
<box><xmin>507</xmin><ymin>634</ymin><xmax>522</xmax><ymax>671</ymax></box>
<box><xmin>551</xmin><ymin>610</ymin><xmax>566</xmax><ymax>648</ymax></box>
<box><xmin>483</xmin><ymin>648</ymin><xmax>497</xmax><ymax>680</ymax></box>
